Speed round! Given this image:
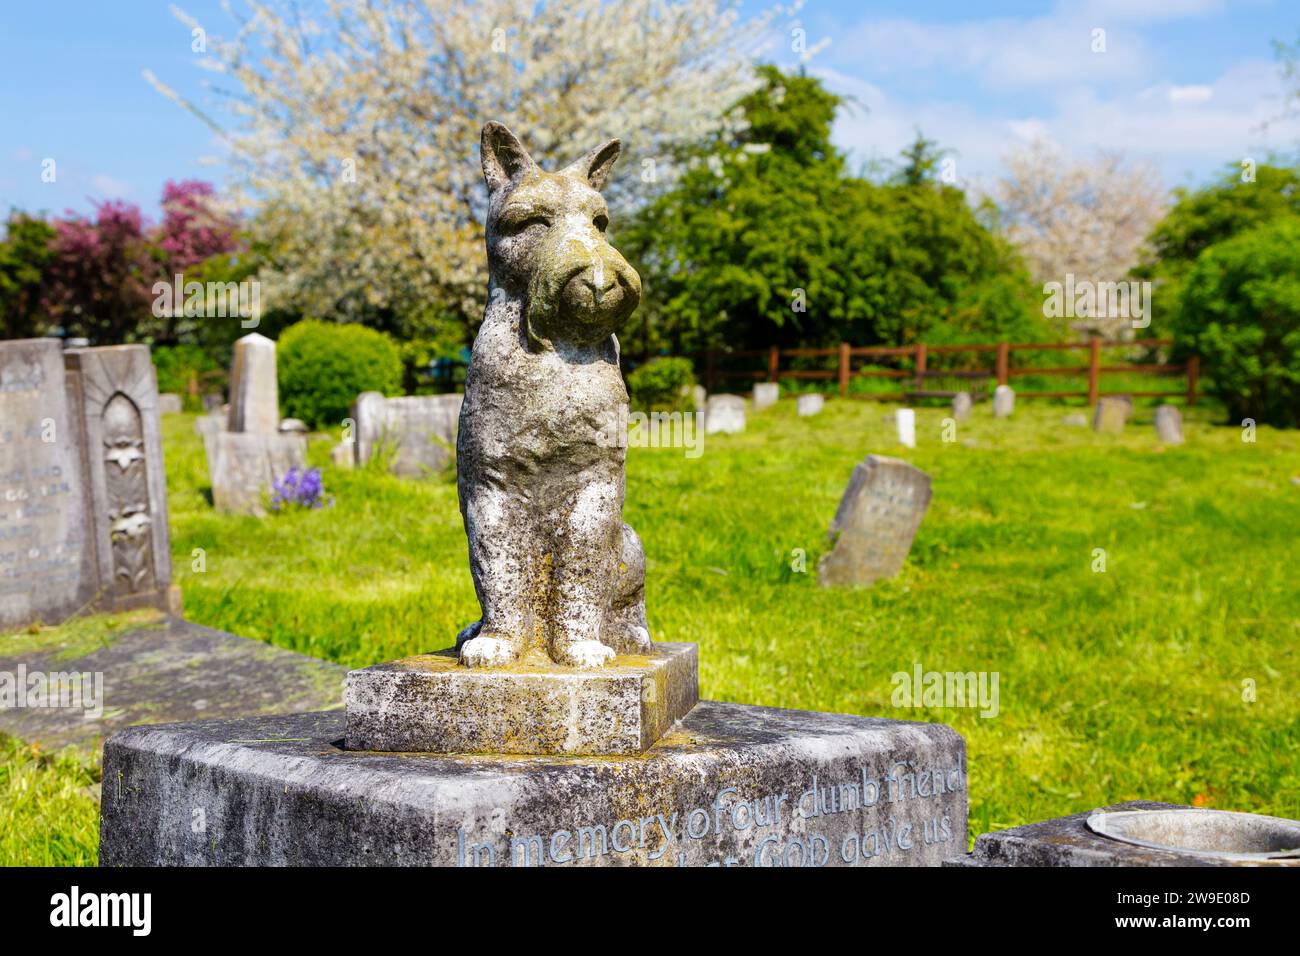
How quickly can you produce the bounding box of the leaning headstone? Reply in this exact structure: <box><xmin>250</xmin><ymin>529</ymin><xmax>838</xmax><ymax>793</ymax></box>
<box><xmin>227</xmin><ymin>332</ymin><xmax>279</xmax><ymax>434</ymax></box>
<box><xmin>351</xmin><ymin>393</ymin><xmax>463</xmax><ymax>477</ymax></box>
<box><xmin>796</xmin><ymin>393</ymin><xmax>824</xmax><ymax>417</ymax></box>
<box><xmin>992</xmin><ymin>385</ymin><xmax>1014</xmax><ymax>419</ymax></box>
<box><xmin>752</xmin><ymin>382</ymin><xmax>779</xmax><ymax>410</ymax></box>
<box><xmin>951</xmin><ymin>392</ymin><xmax>972</xmax><ymax>422</ymax></box>
<box><xmin>208</xmin><ymin>432</ymin><xmax>307</xmax><ymax>516</ymax></box>
<box><xmin>63</xmin><ymin>345</ymin><xmax>174</xmax><ymax>614</ymax></box>
<box><xmin>819</xmin><ymin>455</ymin><xmax>932</xmax><ymax>587</ymax></box>
<box><xmin>1092</xmin><ymin>396</ymin><xmax>1130</xmax><ymax>434</ymax></box>
<box><xmin>704</xmin><ymin>393</ymin><xmax>745</xmax><ymax>434</ymax></box>
<box><xmin>0</xmin><ymin>339</ymin><xmax>98</xmax><ymax>631</ymax></box>
<box><xmin>1154</xmin><ymin>404</ymin><xmax>1183</xmax><ymax>444</ymax></box>
<box><xmin>896</xmin><ymin>408</ymin><xmax>916</xmax><ymax>448</ymax></box>
<box><xmin>1</xmin><ymin>340</ymin><xmax>176</xmax><ymax>632</ymax></box>
<box><xmin>158</xmin><ymin>393</ymin><xmax>183</xmax><ymax>415</ymax></box>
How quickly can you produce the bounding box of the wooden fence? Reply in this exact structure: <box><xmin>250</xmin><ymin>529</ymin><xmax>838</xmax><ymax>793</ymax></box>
<box><xmin>696</xmin><ymin>338</ymin><xmax>1199</xmax><ymax>405</ymax></box>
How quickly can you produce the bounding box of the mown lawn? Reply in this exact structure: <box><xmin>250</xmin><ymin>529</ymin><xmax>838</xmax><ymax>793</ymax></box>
<box><xmin>3</xmin><ymin>394</ymin><xmax>1298</xmax><ymax>863</ymax></box>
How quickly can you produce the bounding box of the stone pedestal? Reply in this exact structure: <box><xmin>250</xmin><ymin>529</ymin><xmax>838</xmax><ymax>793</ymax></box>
<box><xmin>99</xmin><ymin>704</ymin><xmax>967</xmax><ymax>867</ymax></box>
<box><xmin>346</xmin><ymin>642</ymin><xmax>698</xmax><ymax>756</ymax></box>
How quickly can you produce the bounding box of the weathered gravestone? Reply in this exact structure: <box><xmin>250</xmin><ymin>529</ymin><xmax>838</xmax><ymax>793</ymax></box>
<box><xmin>1154</xmin><ymin>404</ymin><xmax>1183</xmax><ymax>444</ymax></box>
<box><xmin>351</xmin><ymin>392</ymin><xmax>463</xmax><ymax>477</ymax></box>
<box><xmin>704</xmin><ymin>393</ymin><xmax>745</xmax><ymax>434</ymax></box>
<box><xmin>992</xmin><ymin>384</ymin><xmax>1014</xmax><ymax>419</ymax></box>
<box><xmin>951</xmin><ymin>392</ymin><xmax>972</xmax><ymax>422</ymax></box>
<box><xmin>797</xmin><ymin>393</ymin><xmax>824</xmax><ymax>417</ymax></box>
<box><xmin>1092</xmin><ymin>396</ymin><xmax>1131</xmax><ymax>433</ymax></box>
<box><xmin>753</xmin><ymin>382</ymin><xmax>779</xmax><ymax>410</ymax></box>
<box><xmin>158</xmin><ymin>393</ymin><xmax>183</xmax><ymax>415</ymax></box>
<box><xmin>819</xmin><ymin>455</ymin><xmax>932</xmax><ymax>588</ymax></box>
<box><xmin>206</xmin><ymin>431</ymin><xmax>307</xmax><ymax>517</ymax></box>
<box><xmin>1062</xmin><ymin>412</ymin><xmax>1089</xmax><ymax>427</ymax></box>
<box><xmin>0</xmin><ymin>340</ymin><xmax>174</xmax><ymax>632</ymax></box>
<box><xmin>227</xmin><ymin>332</ymin><xmax>279</xmax><ymax>435</ymax></box>
<box><xmin>100</xmin><ymin>122</ymin><xmax>966</xmax><ymax>868</ymax></box>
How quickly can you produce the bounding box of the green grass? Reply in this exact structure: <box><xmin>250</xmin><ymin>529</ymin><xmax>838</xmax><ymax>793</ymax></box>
<box><xmin>3</xmin><ymin>396</ymin><xmax>1298</xmax><ymax>862</ymax></box>
<box><xmin>0</xmin><ymin>734</ymin><xmax>101</xmax><ymax>866</ymax></box>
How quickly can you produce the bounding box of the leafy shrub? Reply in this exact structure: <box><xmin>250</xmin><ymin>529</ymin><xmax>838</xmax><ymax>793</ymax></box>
<box><xmin>278</xmin><ymin>320</ymin><xmax>402</xmax><ymax>428</ymax></box>
<box><xmin>152</xmin><ymin>344</ymin><xmax>221</xmax><ymax>411</ymax></box>
<box><xmin>1174</xmin><ymin>216</ymin><xmax>1300</xmax><ymax>428</ymax></box>
<box><xmin>627</xmin><ymin>357</ymin><xmax>697</xmax><ymax>412</ymax></box>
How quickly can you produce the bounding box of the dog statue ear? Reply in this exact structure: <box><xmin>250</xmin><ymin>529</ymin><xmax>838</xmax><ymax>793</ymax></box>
<box><xmin>481</xmin><ymin>122</ymin><xmax>538</xmax><ymax>192</ymax></box>
<box><xmin>561</xmin><ymin>139</ymin><xmax>622</xmax><ymax>191</ymax></box>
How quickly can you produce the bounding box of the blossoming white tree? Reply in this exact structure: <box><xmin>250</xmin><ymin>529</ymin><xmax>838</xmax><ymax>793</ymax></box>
<box><xmin>150</xmin><ymin>0</ymin><xmax>777</xmax><ymax>338</ymax></box>
<box><xmin>992</xmin><ymin>139</ymin><xmax>1167</xmax><ymax>337</ymax></box>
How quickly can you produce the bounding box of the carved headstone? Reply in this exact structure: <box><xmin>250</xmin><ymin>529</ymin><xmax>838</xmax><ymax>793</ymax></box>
<box><xmin>797</xmin><ymin>393</ymin><xmax>824</xmax><ymax>417</ymax></box>
<box><xmin>350</xmin><ymin>392</ymin><xmax>462</xmax><ymax>477</ymax></box>
<box><xmin>1093</xmin><ymin>396</ymin><xmax>1130</xmax><ymax>433</ymax></box>
<box><xmin>818</xmin><ymin>455</ymin><xmax>932</xmax><ymax>587</ymax></box>
<box><xmin>704</xmin><ymin>393</ymin><xmax>745</xmax><ymax>435</ymax></box>
<box><xmin>752</xmin><ymin>382</ymin><xmax>779</xmax><ymax>410</ymax></box>
<box><xmin>951</xmin><ymin>392</ymin><xmax>972</xmax><ymax>421</ymax></box>
<box><xmin>0</xmin><ymin>339</ymin><xmax>97</xmax><ymax>630</ymax></box>
<box><xmin>208</xmin><ymin>432</ymin><xmax>307</xmax><ymax>516</ymax></box>
<box><xmin>1154</xmin><ymin>404</ymin><xmax>1184</xmax><ymax>444</ymax></box>
<box><xmin>64</xmin><ymin>345</ymin><xmax>173</xmax><ymax>613</ymax></box>
<box><xmin>992</xmin><ymin>385</ymin><xmax>1015</xmax><ymax>419</ymax></box>
<box><xmin>227</xmin><ymin>332</ymin><xmax>279</xmax><ymax>434</ymax></box>
<box><xmin>0</xmin><ymin>339</ymin><xmax>174</xmax><ymax>632</ymax></box>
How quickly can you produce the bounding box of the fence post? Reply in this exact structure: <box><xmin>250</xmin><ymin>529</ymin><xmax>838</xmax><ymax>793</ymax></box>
<box><xmin>914</xmin><ymin>343</ymin><xmax>927</xmax><ymax>394</ymax></box>
<box><xmin>838</xmin><ymin>342</ymin><xmax>850</xmax><ymax>397</ymax></box>
<box><xmin>1187</xmin><ymin>355</ymin><xmax>1199</xmax><ymax>406</ymax></box>
<box><xmin>1087</xmin><ymin>338</ymin><xmax>1101</xmax><ymax>405</ymax></box>
<box><xmin>705</xmin><ymin>349</ymin><xmax>715</xmax><ymax>394</ymax></box>
<box><xmin>768</xmin><ymin>346</ymin><xmax>779</xmax><ymax>383</ymax></box>
<box><xmin>995</xmin><ymin>342</ymin><xmax>1009</xmax><ymax>386</ymax></box>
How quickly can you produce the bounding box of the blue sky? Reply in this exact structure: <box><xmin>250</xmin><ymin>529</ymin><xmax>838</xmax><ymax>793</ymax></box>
<box><xmin>1</xmin><ymin>0</ymin><xmax>1297</xmax><ymax>220</ymax></box>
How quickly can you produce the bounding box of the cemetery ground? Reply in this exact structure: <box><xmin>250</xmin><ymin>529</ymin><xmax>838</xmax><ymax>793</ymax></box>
<box><xmin>3</xmin><ymin>398</ymin><xmax>1298</xmax><ymax>866</ymax></box>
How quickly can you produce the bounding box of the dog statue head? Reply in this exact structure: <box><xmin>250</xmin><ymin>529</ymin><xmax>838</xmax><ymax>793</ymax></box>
<box><xmin>480</xmin><ymin>121</ymin><xmax>641</xmax><ymax>350</ymax></box>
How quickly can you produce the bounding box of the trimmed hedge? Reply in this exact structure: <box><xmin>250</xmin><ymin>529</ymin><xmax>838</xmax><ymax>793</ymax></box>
<box><xmin>277</xmin><ymin>320</ymin><xmax>402</xmax><ymax>428</ymax></box>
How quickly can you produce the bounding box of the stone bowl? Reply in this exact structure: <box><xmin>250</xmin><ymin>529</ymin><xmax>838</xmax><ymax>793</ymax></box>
<box><xmin>1087</xmin><ymin>808</ymin><xmax>1300</xmax><ymax>864</ymax></box>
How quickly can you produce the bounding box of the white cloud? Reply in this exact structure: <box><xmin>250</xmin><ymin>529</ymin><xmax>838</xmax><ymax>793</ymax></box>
<box><xmin>1167</xmin><ymin>84</ymin><xmax>1214</xmax><ymax>104</ymax></box>
<box><xmin>90</xmin><ymin>174</ymin><xmax>131</xmax><ymax>198</ymax></box>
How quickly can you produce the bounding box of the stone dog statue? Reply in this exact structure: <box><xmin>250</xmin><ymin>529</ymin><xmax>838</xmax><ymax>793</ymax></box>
<box><xmin>456</xmin><ymin>122</ymin><xmax>651</xmax><ymax>669</ymax></box>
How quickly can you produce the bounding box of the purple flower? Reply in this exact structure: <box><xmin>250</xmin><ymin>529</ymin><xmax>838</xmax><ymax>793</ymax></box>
<box><xmin>270</xmin><ymin>466</ymin><xmax>332</xmax><ymax>511</ymax></box>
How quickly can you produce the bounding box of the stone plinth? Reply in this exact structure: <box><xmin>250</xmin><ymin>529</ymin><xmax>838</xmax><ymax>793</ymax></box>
<box><xmin>99</xmin><ymin>704</ymin><xmax>967</xmax><ymax>867</ymax></box>
<box><xmin>207</xmin><ymin>431</ymin><xmax>307</xmax><ymax>516</ymax></box>
<box><xmin>346</xmin><ymin>642</ymin><xmax>697</xmax><ymax>756</ymax></box>
<box><xmin>946</xmin><ymin>801</ymin><xmax>1300</xmax><ymax>867</ymax></box>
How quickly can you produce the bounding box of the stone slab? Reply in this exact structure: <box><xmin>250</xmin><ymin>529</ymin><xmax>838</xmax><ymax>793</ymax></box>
<box><xmin>99</xmin><ymin>703</ymin><xmax>967</xmax><ymax>866</ymax></box>
<box><xmin>704</xmin><ymin>394</ymin><xmax>745</xmax><ymax>434</ymax></box>
<box><xmin>351</xmin><ymin>391</ymin><xmax>462</xmax><ymax>477</ymax></box>
<box><xmin>819</xmin><ymin>455</ymin><xmax>932</xmax><ymax>587</ymax></box>
<box><xmin>158</xmin><ymin>394</ymin><xmax>183</xmax><ymax>415</ymax></box>
<box><xmin>950</xmin><ymin>392</ymin><xmax>972</xmax><ymax>421</ymax></box>
<box><xmin>992</xmin><ymin>384</ymin><xmax>1014</xmax><ymax>418</ymax></box>
<box><xmin>0</xmin><ymin>616</ymin><xmax>344</xmax><ymax>753</ymax></box>
<box><xmin>0</xmin><ymin>338</ymin><xmax>98</xmax><ymax>630</ymax></box>
<box><xmin>752</xmin><ymin>382</ymin><xmax>779</xmax><ymax>410</ymax></box>
<box><xmin>1154</xmin><ymin>403</ymin><xmax>1184</xmax><ymax>444</ymax></box>
<box><xmin>206</xmin><ymin>430</ymin><xmax>307</xmax><ymax>516</ymax></box>
<box><xmin>1093</xmin><ymin>396</ymin><xmax>1130</xmax><ymax>433</ymax></box>
<box><xmin>945</xmin><ymin>801</ymin><xmax>1299</xmax><ymax>867</ymax></box>
<box><xmin>346</xmin><ymin>642</ymin><xmax>698</xmax><ymax>756</ymax></box>
<box><xmin>797</xmin><ymin>393</ymin><xmax>824</xmax><ymax>417</ymax></box>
